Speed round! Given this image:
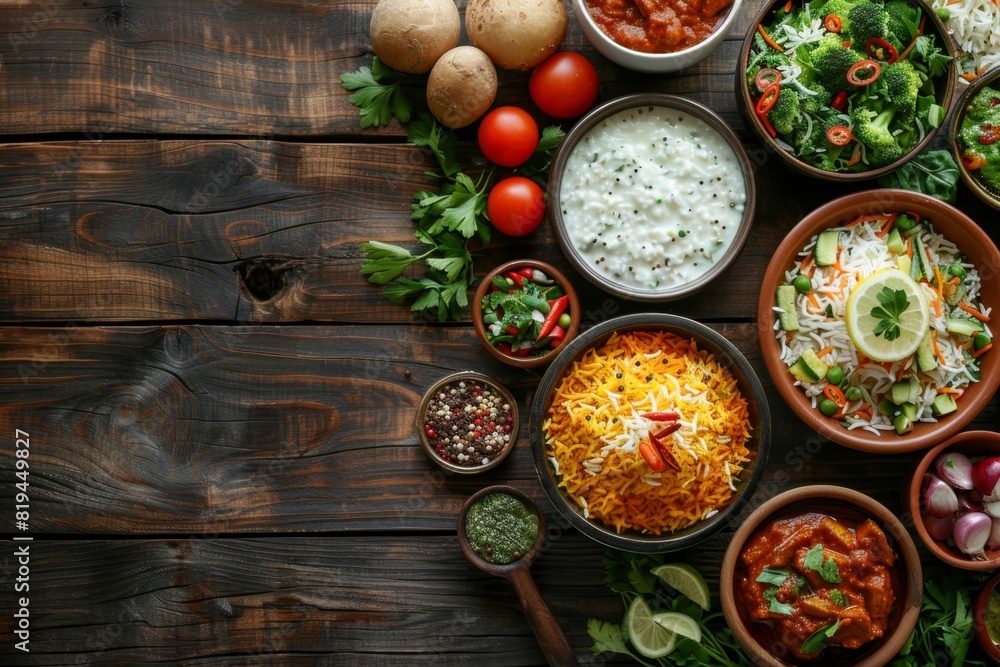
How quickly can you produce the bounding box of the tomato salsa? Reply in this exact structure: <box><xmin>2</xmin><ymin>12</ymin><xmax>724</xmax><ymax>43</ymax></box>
<box><xmin>585</xmin><ymin>0</ymin><xmax>733</xmax><ymax>54</ymax></box>
<box><xmin>737</xmin><ymin>512</ymin><xmax>897</xmax><ymax>661</ymax></box>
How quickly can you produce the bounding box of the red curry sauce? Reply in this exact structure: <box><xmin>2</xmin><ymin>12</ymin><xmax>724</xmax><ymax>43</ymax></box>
<box><xmin>737</xmin><ymin>512</ymin><xmax>897</xmax><ymax>661</ymax></box>
<box><xmin>585</xmin><ymin>0</ymin><xmax>733</xmax><ymax>54</ymax></box>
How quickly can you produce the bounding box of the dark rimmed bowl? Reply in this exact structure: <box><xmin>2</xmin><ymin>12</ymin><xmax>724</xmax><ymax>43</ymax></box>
<box><xmin>417</xmin><ymin>371</ymin><xmax>519</xmax><ymax>474</ymax></box>
<box><xmin>457</xmin><ymin>484</ymin><xmax>546</xmax><ymax>573</ymax></box>
<box><xmin>975</xmin><ymin>570</ymin><xmax>1000</xmax><ymax>662</ymax></box>
<box><xmin>546</xmin><ymin>93</ymin><xmax>756</xmax><ymax>302</ymax></box>
<box><xmin>472</xmin><ymin>259</ymin><xmax>581</xmax><ymax>369</ymax></box>
<box><xmin>737</xmin><ymin>0</ymin><xmax>956</xmax><ymax>181</ymax></box>
<box><xmin>908</xmin><ymin>430</ymin><xmax>1000</xmax><ymax>570</ymax></box>
<box><xmin>528</xmin><ymin>313</ymin><xmax>771</xmax><ymax>552</ymax></box>
<box><xmin>720</xmin><ymin>485</ymin><xmax>922</xmax><ymax>667</ymax></box>
<box><xmin>758</xmin><ymin>189</ymin><xmax>1000</xmax><ymax>453</ymax></box>
<box><xmin>951</xmin><ymin>66</ymin><xmax>1000</xmax><ymax>210</ymax></box>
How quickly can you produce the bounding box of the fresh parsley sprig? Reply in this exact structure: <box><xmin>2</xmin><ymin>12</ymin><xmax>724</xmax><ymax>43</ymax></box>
<box><xmin>340</xmin><ymin>57</ymin><xmax>413</xmax><ymax>128</ymax></box>
<box><xmin>871</xmin><ymin>286</ymin><xmax>910</xmax><ymax>342</ymax></box>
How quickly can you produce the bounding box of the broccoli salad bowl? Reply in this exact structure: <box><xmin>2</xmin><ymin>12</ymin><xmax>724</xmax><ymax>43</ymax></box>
<box><xmin>737</xmin><ymin>0</ymin><xmax>956</xmax><ymax>181</ymax></box>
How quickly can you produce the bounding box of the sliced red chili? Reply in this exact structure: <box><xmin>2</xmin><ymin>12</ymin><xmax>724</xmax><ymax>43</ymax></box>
<box><xmin>847</xmin><ymin>59</ymin><xmax>881</xmax><ymax>86</ymax></box>
<box><xmin>757</xmin><ymin>110</ymin><xmax>777</xmax><ymax>137</ymax></box>
<box><xmin>826</xmin><ymin>125</ymin><xmax>852</xmax><ymax>146</ymax></box>
<box><xmin>644</xmin><ymin>411</ymin><xmax>680</xmax><ymax>421</ymax></box>
<box><xmin>756</xmin><ymin>83</ymin><xmax>781</xmax><ymax>115</ymax></box>
<box><xmin>638</xmin><ymin>441</ymin><xmax>667</xmax><ymax>473</ymax></box>
<box><xmin>979</xmin><ymin>122</ymin><xmax>1000</xmax><ymax>145</ymax></box>
<box><xmin>824</xmin><ymin>14</ymin><xmax>842</xmax><ymax>33</ymax></box>
<box><xmin>784</xmin><ymin>0</ymin><xmax>793</xmax><ymax>11</ymax></box>
<box><xmin>866</xmin><ymin>37</ymin><xmax>898</xmax><ymax>64</ymax></box>
<box><xmin>991</xmin><ymin>97</ymin><xmax>999</xmax><ymax>109</ymax></box>
<box><xmin>754</xmin><ymin>67</ymin><xmax>782</xmax><ymax>92</ymax></box>
<box><xmin>831</xmin><ymin>90</ymin><xmax>848</xmax><ymax>111</ymax></box>
<box><xmin>648</xmin><ymin>432</ymin><xmax>680</xmax><ymax>471</ymax></box>
<box><xmin>517</xmin><ymin>267</ymin><xmax>535</xmax><ymax>279</ymax></box>
<box><xmin>842</xmin><ymin>40</ymin><xmax>852</xmax><ymax>48</ymax></box>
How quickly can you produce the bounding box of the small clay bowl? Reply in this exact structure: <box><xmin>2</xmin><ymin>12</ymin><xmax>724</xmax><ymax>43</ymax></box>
<box><xmin>974</xmin><ymin>570</ymin><xmax>1000</xmax><ymax>662</ymax></box>
<box><xmin>908</xmin><ymin>430</ymin><xmax>1000</xmax><ymax>570</ymax></box>
<box><xmin>416</xmin><ymin>371</ymin><xmax>519</xmax><ymax>474</ymax></box>
<box><xmin>951</xmin><ymin>66</ymin><xmax>1000</xmax><ymax>211</ymax></box>
<box><xmin>472</xmin><ymin>259</ymin><xmax>580</xmax><ymax>369</ymax></box>
<box><xmin>720</xmin><ymin>485</ymin><xmax>922</xmax><ymax>667</ymax></box>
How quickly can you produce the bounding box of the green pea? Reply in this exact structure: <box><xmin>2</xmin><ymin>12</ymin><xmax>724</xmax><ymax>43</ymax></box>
<box><xmin>793</xmin><ymin>275</ymin><xmax>812</xmax><ymax>294</ymax></box>
<box><xmin>974</xmin><ymin>333</ymin><xmax>992</xmax><ymax>350</ymax></box>
<box><xmin>826</xmin><ymin>365</ymin><xmax>845</xmax><ymax>386</ymax></box>
<box><xmin>895</xmin><ymin>214</ymin><xmax>916</xmax><ymax>231</ymax></box>
<box><xmin>558</xmin><ymin>313</ymin><xmax>572</xmax><ymax>329</ymax></box>
<box><xmin>949</xmin><ymin>263</ymin><xmax>968</xmax><ymax>279</ymax></box>
<box><xmin>819</xmin><ymin>399</ymin><xmax>839</xmax><ymax>417</ymax></box>
<box><xmin>845</xmin><ymin>386</ymin><xmax>863</xmax><ymax>402</ymax></box>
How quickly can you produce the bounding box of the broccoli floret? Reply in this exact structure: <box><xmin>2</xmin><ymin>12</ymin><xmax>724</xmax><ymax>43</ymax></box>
<box><xmin>819</xmin><ymin>0</ymin><xmax>863</xmax><ymax>32</ymax></box>
<box><xmin>848</xmin><ymin>2</ymin><xmax>890</xmax><ymax>45</ymax></box>
<box><xmin>800</xmin><ymin>84</ymin><xmax>833</xmax><ymax>113</ymax></box>
<box><xmin>881</xmin><ymin>60</ymin><xmax>921</xmax><ymax>122</ymax></box>
<box><xmin>885</xmin><ymin>0</ymin><xmax>918</xmax><ymax>45</ymax></box>
<box><xmin>870</xmin><ymin>142</ymin><xmax>904</xmax><ymax>167</ymax></box>
<box><xmin>852</xmin><ymin>105</ymin><xmax>896</xmax><ymax>149</ymax></box>
<box><xmin>811</xmin><ymin>38</ymin><xmax>864</xmax><ymax>92</ymax></box>
<box><xmin>981</xmin><ymin>159</ymin><xmax>1000</xmax><ymax>191</ymax></box>
<box><xmin>768</xmin><ymin>87</ymin><xmax>801</xmax><ymax>136</ymax></box>
<box><xmin>746</xmin><ymin>50</ymin><xmax>791</xmax><ymax>89</ymax></box>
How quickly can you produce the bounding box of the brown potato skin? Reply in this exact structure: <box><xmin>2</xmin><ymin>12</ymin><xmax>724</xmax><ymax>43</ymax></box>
<box><xmin>426</xmin><ymin>46</ymin><xmax>498</xmax><ymax>128</ymax></box>
<box><xmin>370</xmin><ymin>0</ymin><xmax>460</xmax><ymax>74</ymax></box>
<box><xmin>465</xmin><ymin>0</ymin><xmax>568</xmax><ymax>71</ymax></box>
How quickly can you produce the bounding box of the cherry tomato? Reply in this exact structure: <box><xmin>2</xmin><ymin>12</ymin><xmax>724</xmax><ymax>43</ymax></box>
<box><xmin>477</xmin><ymin>106</ymin><xmax>539</xmax><ymax>168</ymax></box>
<box><xmin>529</xmin><ymin>52</ymin><xmax>599</xmax><ymax>119</ymax></box>
<box><xmin>487</xmin><ymin>176</ymin><xmax>545</xmax><ymax>237</ymax></box>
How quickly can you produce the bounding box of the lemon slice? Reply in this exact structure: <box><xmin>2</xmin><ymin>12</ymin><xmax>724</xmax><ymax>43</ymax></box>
<box><xmin>625</xmin><ymin>596</ymin><xmax>677</xmax><ymax>658</ymax></box>
<box><xmin>650</xmin><ymin>563</ymin><xmax>711</xmax><ymax>611</ymax></box>
<box><xmin>652</xmin><ymin>611</ymin><xmax>702</xmax><ymax>644</ymax></box>
<box><xmin>846</xmin><ymin>269</ymin><xmax>929</xmax><ymax>362</ymax></box>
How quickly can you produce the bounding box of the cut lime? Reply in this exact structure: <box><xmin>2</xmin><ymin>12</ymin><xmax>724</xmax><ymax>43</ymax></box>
<box><xmin>845</xmin><ymin>269</ymin><xmax>929</xmax><ymax>362</ymax></box>
<box><xmin>625</xmin><ymin>595</ymin><xmax>677</xmax><ymax>658</ymax></box>
<box><xmin>650</xmin><ymin>563</ymin><xmax>711</xmax><ymax>611</ymax></box>
<box><xmin>653</xmin><ymin>611</ymin><xmax>702</xmax><ymax>643</ymax></box>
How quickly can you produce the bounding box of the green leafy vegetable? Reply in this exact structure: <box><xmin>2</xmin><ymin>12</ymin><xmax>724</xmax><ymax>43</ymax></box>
<box><xmin>871</xmin><ymin>287</ymin><xmax>910</xmax><ymax>342</ymax></box>
<box><xmin>762</xmin><ymin>588</ymin><xmax>795</xmax><ymax>616</ymax></box>
<box><xmin>828</xmin><ymin>589</ymin><xmax>847</xmax><ymax>607</ymax></box>
<box><xmin>755</xmin><ymin>567</ymin><xmax>791</xmax><ymax>587</ymax></box>
<box><xmin>802</xmin><ymin>544</ymin><xmax>842</xmax><ymax>583</ymax></box>
<box><xmin>877</xmin><ymin>149</ymin><xmax>960</xmax><ymax>203</ymax></box>
<box><xmin>800</xmin><ymin>619</ymin><xmax>841</xmax><ymax>655</ymax></box>
<box><xmin>340</xmin><ymin>57</ymin><xmax>413</xmax><ymax>128</ymax></box>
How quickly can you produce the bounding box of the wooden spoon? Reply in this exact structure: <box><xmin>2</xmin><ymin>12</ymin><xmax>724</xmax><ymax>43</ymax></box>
<box><xmin>457</xmin><ymin>484</ymin><xmax>579</xmax><ymax>667</ymax></box>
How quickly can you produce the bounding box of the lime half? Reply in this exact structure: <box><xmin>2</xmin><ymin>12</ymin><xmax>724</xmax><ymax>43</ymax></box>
<box><xmin>845</xmin><ymin>269</ymin><xmax>929</xmax><ymax>362</ymax></box>
<box><xmin>653</xmin><ymin>611</ymin><xmax>702</xmax><ymax>643</ymax></box>
<box><xmin>650</xmin><ymin>563</ymin><xmax>711</xmax><ymax>611</ymax></box>
<box><xmin>625</xmin><ymin>596</ymin><xmax>678</xmax><ymax>658</ymax></box>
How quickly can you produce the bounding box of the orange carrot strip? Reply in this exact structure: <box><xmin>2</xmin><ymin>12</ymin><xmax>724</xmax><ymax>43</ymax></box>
<box><xmin>906</xmin><ymin>238</ymin><xmax>913</xmax><ymax>259</ymax></box>
<box><xmin>932</xmin><ymin>331</ymin><xmax>947</xmax><ymax>366</ymax></box>
<box><xmin>935</xmin><ymin>387</ymin><xmax>962</xmax><ymax>395</ymax></box>
<box><xmin>875</xmin><ymin>213</ymin><xmax>898</xmax><ymax>238</ymax></box>
<box><xmin>757</xmin><ymin>24</ymin><xmax>784</xmax><ymax>52</ymax></box>
<box><xmin>807</xmin><ymin>292</ymin><xmax>822</xmax><ymax>311</ymax></box>
<box><xmin>816</xmin><ymin>346</ymin><xmax>834</xmax><ymax>359</ymax></box>
<box><xmin>958</xmin><ymin>301</ymin><xmax>991</xmax><ymax>322</ymax></box>
<box><xmin>933</xmin><ymin>298</ymin><xmax>942</xmax><ymax>319</ymax></box>
<box><xmin>972</xmin><ymin>343</ymin><xmax>992</xmax><ymax>359</ymax></box>
<box><xmin>949</xmin><ymin>276</ymin><xmax>961</xmax><ymax>285</ymax></box>
<box><xmin>934</xmin><ymin>264</ymin><xmax>945</xmax><ymax>301</ymax></box>
<box><xmin>961</xmin><ymin>72</ymin><xmax>978</xmax><ymax>82</ymax></box>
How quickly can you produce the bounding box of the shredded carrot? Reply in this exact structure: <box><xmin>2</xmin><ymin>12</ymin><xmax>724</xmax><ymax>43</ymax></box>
<box><xmin>936</xmin><ymin>387</ymin><xmax>963</xmax><ymax>395</ymax></box>
<box><xmin>906</xmin><ymin>238</ymin><xmax>913</xmax><ymax>259</ymax></box>
<box><xmin>785</xmin><ymin>331</ymin><xmax>794</xmax><ymax>344</ymax></box>
<box><xmin>875</xmin><ymin>213</ymin><xmax>898</xmax><ymax>238</ymax></box>
<box><xmin>972</xmin><ymin>343</ymin><xmax>993</xmax><ymax>359</ymax></box>
<box><xmin>932</xmin><ymin>330</ymin><xmax>947</xmax><ymax>366</ymax></box>
<box><xmin>906</xmin><ymin>211</ymin><xmax>922</xmax><ymax>224</ymax></box>
<box><xmin>852</xmin><ymin>406</ymin><xmax>873</xmax><ymax>420</ymax></box>
<box><xmin>961</xmin><ymin>72</ymin><xmax>978</xmax><ymax>82</ymax></box>
<box><xmin>896</xmin><ymin>365</ymin><xmax>906</xmax><ymax>381</ymax></box>
<box><xmin>800</xmin><ymin>253</ymin><xmax>815</xmax><ymax>278</ymax></box>
<box><xmin>807</xmin><ymin>292</ymin><xmax>822</xmax><ymax>312</ymax></box>
<box><xmin>949</xmin><ymin>276</ymin><xmax>961</xmax><ymax>286</ymax></box>
<box><xmin>957</xmin><ymin>301</ymin><xmax>991</xmax><ymax>322</ymax></box>
<box><xmin>847</xmin><ymin>213</ymin><xmax>891</xmax><ymax>228</ymax></box>
<box><xmin>933</xmin><ymin>298</ymin><xmax>942</xmax><ymax>319</ymax></box>
<box><xmin>816</xmin><ymin>346</ymin><xmax>835</xmax><ymax>359</ymax></box>
<box><xmin>934</xmin><ymin>264</ymin><xmax>945</xmax><ymax>301</ymax></box>
<box><xmin>757</xmin><ymin>24</ymin><xmax>784</xmax><ymax>52</ymax></box>
<box><xmin>834</xmin><ymin>245</ymin><xmax>843</xmax><ymax>271</ymax></box>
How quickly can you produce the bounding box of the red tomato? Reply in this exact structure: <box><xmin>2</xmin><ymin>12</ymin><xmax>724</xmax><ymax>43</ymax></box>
<box><xmin>529</xmin><ymin>52</ymin><xmax>599</xmax><ymax>119</ymax></box>
<box><xmin>477</xmin><ymin>107</ymin><xmax>539</xmax><ymax>168</ymax></box>
<box><xmin>487</xmin><ymin>176</ymin><xmax>545</xmax><ymax>237</ymax></box>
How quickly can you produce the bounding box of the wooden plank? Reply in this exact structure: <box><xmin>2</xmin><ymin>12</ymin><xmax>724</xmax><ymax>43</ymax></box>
<box><xmin>1</xmin><ymin>324</ymin><xmax>996</xmax><ymax>534</ymax></box>
<box><xmin>0</xmin><ymin>535</ymin><xmax>630</xmax><ymax>665</ymax></box>
<box><xmin>0</xmin><ymin>0</ymin><xmax>762</xmax><ymax>137</ymax></box>
<box><xmin>0</xmin><ymin>138</ymin><xmax>907</xmax><ymax>324</ymax></box>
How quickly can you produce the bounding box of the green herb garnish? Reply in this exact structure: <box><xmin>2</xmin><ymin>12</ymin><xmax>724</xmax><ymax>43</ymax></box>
<box><xmin>871</xmin><ymin>287</ymin><xmax>910</xmax><ymax>342</ymax></box>
<box><xmin>762</xmin><ymin>588</ymin><xmax>794</xmax><ymax>616</ymax></box>
<box><xmin>755</xmin><ymin>567</ymin><xmax>791</xmax><ymax>587</ymax></box>
<box><xmin>829</xmin><ymin>589</ymin><xmax>848</xmax><ymax>607</ymax></box>
<box><xmin>340</xmin><ymin>57</ymin><xmax>412</xmax><ymax>128</ymax></box>
<box><xmin>800</xmin><ymin>619</ymin><xmax>841</xmax><ymax>655</ymax></box>
<box><xmin>803</xmin><ymin>544</ymin><xmax>841</xmax><ymax>583</ymax></box>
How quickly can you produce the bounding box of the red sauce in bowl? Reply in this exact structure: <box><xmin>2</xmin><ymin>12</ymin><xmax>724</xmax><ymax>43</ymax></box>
<box><xmin>585</xmin><ymin>0</ymin><xmax>732</xmax><ymax>53</ymax></box>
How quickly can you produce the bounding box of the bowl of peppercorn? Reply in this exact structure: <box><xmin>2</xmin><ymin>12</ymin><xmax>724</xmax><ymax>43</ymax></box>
<box><xmin>417</xmin><ymin>371</ymin><xmax>520</xmax><ymax>474</ymax></box>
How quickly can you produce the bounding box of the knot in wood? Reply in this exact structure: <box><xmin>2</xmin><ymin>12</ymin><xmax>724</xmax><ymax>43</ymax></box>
<box><xmin>237</xmin><ymin>260</ymin><xmax>286</xmax><ymax>302</ymax></box>
<box><xmin>97</xmin><ymin>4</ymin><xmax>141</xmax><ymax>40</ymax></box>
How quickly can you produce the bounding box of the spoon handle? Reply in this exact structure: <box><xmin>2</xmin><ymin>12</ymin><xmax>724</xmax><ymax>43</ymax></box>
<box><xmin>508</xmin><ymin>567</ymin><xmax>579</xmax><ymax>667</ymax></box>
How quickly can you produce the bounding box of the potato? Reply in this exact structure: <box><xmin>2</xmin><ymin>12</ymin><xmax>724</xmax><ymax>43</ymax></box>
<box><xmin>465</xmin><ymin>0</ymin><xmax>567</xmax><ymax>71</ymax></box>
<box><xmin>370</xmin><ymin>0</ymin><xmax>460</xmax><ymax>74</ymax></box>
<box><xmin>426</xmin><ymin>46</ymin><xmax>498</xmax><ymax>129</ymax></box>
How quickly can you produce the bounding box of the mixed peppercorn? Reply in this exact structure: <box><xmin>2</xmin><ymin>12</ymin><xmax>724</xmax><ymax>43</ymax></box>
<box><xmin>423</xmin><ymin>380</ymin><xmax>514</xmax><ymax>467</ymax></box>
<box><xmin>480</xmin><ymin>266</ymin><xmax>573</xmax><ymax>358</ymax></box>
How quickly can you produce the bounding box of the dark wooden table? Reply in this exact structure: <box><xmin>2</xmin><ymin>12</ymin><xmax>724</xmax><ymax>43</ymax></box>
<box><xmin>0</xmin><ymin>1</ymin><xmax>997</xmax><ymax>665</ymax></box>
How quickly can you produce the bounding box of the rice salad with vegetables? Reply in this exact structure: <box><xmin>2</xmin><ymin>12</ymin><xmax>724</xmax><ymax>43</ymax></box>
<box><xmin>747</xmin><ymin>0</ymin><xmax>951</xmax><ymax>173</ymax></box>
<box><xmin>773</xmin><ymin>211</ymin><xmax>993</xmax><ymax>435</ymax></box>
<box><xmin>930</xmin><ymin>0</ymin><xmax>1000</xmax><ymax>80</ymax></box>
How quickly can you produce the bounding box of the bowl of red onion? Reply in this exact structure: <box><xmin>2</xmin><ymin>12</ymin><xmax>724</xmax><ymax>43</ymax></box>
<box><xmin>908</xmin><ymin>430</ymin><xmax>1000</xmax><ymax>571</ymax></box>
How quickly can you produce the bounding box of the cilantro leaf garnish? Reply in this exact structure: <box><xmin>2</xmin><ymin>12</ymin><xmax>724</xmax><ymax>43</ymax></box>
<box><xmin>340</xmin><ymin>57</ymin><xmax>412</xmax><ymax>128</ymax></box>
<box><xmin>800</xmin><ymin>619</ymin><xmax>841</xmax><ymax>655</ymax></box>
<box><xmin>803</xmin><ymin>544</ymin><xmax>841</xmax><ymax>583</ymax></box>
<box><xmin>829</xmin><ymin>589</ymin><xmax>848</xmax><ymax>607</ymax></box>
<box><xmin>870</xmin><ymin>286</ymin><xmax>910</xmax><ymax>342</ymax></box>
<box><xmin>763</xmin><ymin>588</ymin><xmax>795</xmax><ymax>616</ymax></box>
<box><xmin>755</xmin><ymin>567</ymin><xmax>791</xmax><ymax>587</ymax></box>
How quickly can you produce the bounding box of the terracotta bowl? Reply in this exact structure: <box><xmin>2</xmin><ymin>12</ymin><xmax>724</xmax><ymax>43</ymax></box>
<box><xmin>546</xmin><ymin>93</ymin><xmax>756</xmax><ymax>302</ymax></box>
<box><xmin>416</xmin><ymin>371</ymin><xmax>519</xmax><ymax>474</ymax></box>
<box><xmin>737</xmin><ymin>0</ymin><xmax>955</xmax><ymax>181</ymax></box>
<box><xmin>720</xmin><ymin>485</ymin><xmax>922</xmax><ymax>667</ymax></box>
<box><xmin>908</xmin><ymin>430</ymin><xmax>1000</xmax><ymax>570</ymax></box>
<box><xmin>951</xmin><ymin>66</ymin><xmax>1000</xmax><ymax>211</ymax></box>
<box><xmin>472</xmin><ymin>259</ymin><xmax>580</xmax><ymax>369</ymax></box>
<box><xmin>974</xmin><ymin>570</ymin><xmax>1000</xmax><ymax>662</ymax></box>
<box><xmin>529</xmin><ymin>313</ymin><xmax>771</xmax><ymax>552</ymax></box>
<box><xmin>758</xmin><ymin>189</ymin><xmax>1000</xmax><ymax>453</ymax></box>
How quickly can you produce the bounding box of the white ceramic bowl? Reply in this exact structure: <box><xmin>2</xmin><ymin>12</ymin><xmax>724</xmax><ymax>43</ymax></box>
<box><xmin>570</xmin><ymin>0</ymin><xmax>741</xmax><ymax>73</ymax></box>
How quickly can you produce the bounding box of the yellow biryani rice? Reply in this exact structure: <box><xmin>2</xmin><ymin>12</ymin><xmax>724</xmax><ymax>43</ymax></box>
<box><xmin>542</xmin><ymin>330</ymin><xmax>753</xmax><ymax>535</ymax></box>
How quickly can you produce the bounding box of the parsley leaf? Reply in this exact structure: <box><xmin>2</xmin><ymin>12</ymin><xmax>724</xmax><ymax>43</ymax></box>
<box><xmin>800</xmin><ymin>619</ymin><xmax>841</xmax><ymax>655</ymax></box>
<box><xmin>762</xmin><ymin>588</ymin><xmax>794</xmax><ymax>616</ymax></box>
<box><xmin>803</xmin><ymin>544</ymin><xmax>841</xmax><ymax>583</ymax></box>
<box><xmin>828</xmin><ymin>589</ymin><xmax>847</xmax><ymax>607</ymax></box>
<box><xmin>870</xmin><ymin>286</ymin><xmax>910</xmax><ymax>342</ymax></box>
<box><xmin>586</xmin><ymin>619</ymin><xmax>632</xmax><ymax>657</ymax></box>
<box><xmin>755</xmin><ymin>567</ymin><xmax>791</xmax><ymax>587</ymax></box>
<box><xmin>912</xmin><ymin>35</ymin><xmax>952</xmax><ymax>78</ymax></box>
<box><xmin>407</xmin><ymin>113</ymin><xmax>460</xmax><ymax>178</ymax></box>
<box><xmin>359</xmin><ymin>241</ymin><xmax>426</xmax><ymax>284</ymax></box>
<box><xmin>340</xmin><ymin>57</ymin><xmax>412</xmax><ymax>128</ymax></box>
